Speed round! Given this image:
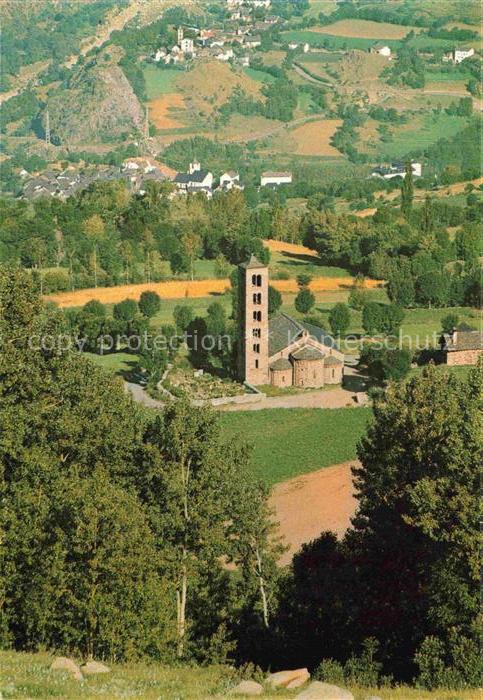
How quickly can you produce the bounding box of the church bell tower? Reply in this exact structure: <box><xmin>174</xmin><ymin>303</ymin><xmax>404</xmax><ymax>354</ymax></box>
<box><xmin>238</xmin><ymin>255</ymin><xmax>269</xmax><ymax>386</ymax></box>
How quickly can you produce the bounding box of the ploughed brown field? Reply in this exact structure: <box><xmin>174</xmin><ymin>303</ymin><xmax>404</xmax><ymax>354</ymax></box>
<box><xmin>270</xmin><ymin>461</ymin><xmax>358</xmax><ymax>565</ymax></box>
<box><xmin>45</xmin><ymin>277</ymin><xmax>381</xmax><ymax>308</ymax></box>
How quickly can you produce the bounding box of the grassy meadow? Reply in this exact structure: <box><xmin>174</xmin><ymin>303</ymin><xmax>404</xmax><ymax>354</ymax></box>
<box><xmin>219</xmin><ymin>407</ymin><xmax>371</xmax><ymax>486</ymax></box>
<box><xmin>2</xmin><ymin>650</ymin><xmax>480</xmax><ymax>700</ymax></box>
<box><xmin>143</xmin><ymin>66</ymin><xmax>182</xmax><ymax>100</ymax></box>
<box><xmin>367</xmin><ymin>113</ymin><xmax>469</xmax><ymax>161</ymax></box>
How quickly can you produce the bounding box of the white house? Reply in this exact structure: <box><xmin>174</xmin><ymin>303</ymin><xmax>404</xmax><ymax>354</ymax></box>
<box><xmin>261</xmin><ymin>171</ymin><xmax>292</xmax><ymax>187</ymax></box>
<box><xmin>215</xmin><ymin>48</ymin><xmax>234</xmax><ymax>61</ymax></box>
<box><xmin>247</xmin><ymin>0</ymin><xmax>271</xmax><ymax>7</ymax></box>
<box><xmin>174</xmin><ymin>161</ymin><xmax>214</xmax><ymax>194</ymax></box>
<box><xmin>371</xmin><ymin>44</ymin><xmax>392</xmax><ymax>58</ymax></box>
<box><xmin>451</xmin><ymin>47</ymin><xmax>475</xmax><ymax>63</ymax></box>
<box><xmin>288</xmin><ymin>42</ymin><xmax>299</xmax><ymax>50</ymax></box>
<box><xmin>154</xmin><ymin>48</ymin><xmax>167</xmax><ymax>62</ymax></box>
<box><xmin>371</xmin><ymin>162</ymin><xmax>422</xmax><ymax>180</ymax></box>
<box><xmin>303</xmin><ymin>43</ymin><xmax>310</xmax><ymax>53</ymax></box>
<box><xmin>219</xmin><ymin>171</ymin><xmax>243</xmax><ymax>190</ymax></box>
<box><xmin>180</xmin><ymin>37</ymin><xmax>194</xmax><ymax>54</ymax></box>
<box><xmin>244</xmin><ymin>35</ymin><xmax>262</xmax><ymax>48</ymax></box>
<box><xmin>240</xmin><ymin>55</ymin><xmax>250</xmax><ymax>67</ymax></box>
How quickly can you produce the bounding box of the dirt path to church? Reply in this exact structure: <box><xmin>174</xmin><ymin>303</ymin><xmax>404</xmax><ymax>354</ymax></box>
<box><xmin>270</xmin><ymin>461</ymin><xmax>358</xmax><ymax>565</ymax></box>
<box><xmin>219</xmin><ymin>386</ymin><xmax>359</xmax><ymax>411</ymax></box>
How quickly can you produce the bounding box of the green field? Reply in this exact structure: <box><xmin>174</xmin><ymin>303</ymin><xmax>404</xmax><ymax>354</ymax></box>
<box><xmin>269</xmin><ymin>248</ymin><xmax>351</xmax><ymax>278</ymax></box>
<box><xmin>143</xmin><ymin>66</ymin><xmax>182</xmax><ymax>100</ymax></box>
<box><xmin>282</xmin><ymin>30</ymin><xmax>400</xmax><ymax>51</ymax></box>
<box><xmin>85</xmin><ymin>351</ymin><xmax>139</xmax><ymax>376</ymax></box>
<box><xmin>243</xmin><ymin>67</ymin><xmax>276</xmax><ymax>83</ymax></box>
<box><xmin>299</xmin><ymin>51</ymin><xmax>344</xmax><ymax>63</ymax></box>
<box><xmin>1</xmin><ymin>650</ymin><xmax>477</xmax><ymax>700</ymax></box>
<box><xmin>219</xmin><ymin>407</ymin><xmax>372</xmax><ymax>486</ymax></box>
<box><xmin>377</xmin><ymin>113</ymin><xmax>468</xmax><ymax>160</ymax></box>
<box><xmin>425</xmin><ymin>69</ymin><xmax>472</xmax><ymax>82</ymax></box>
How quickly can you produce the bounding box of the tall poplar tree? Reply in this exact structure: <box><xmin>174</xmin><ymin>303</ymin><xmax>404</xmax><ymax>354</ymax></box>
<box><xmin>401</xmin><ymin>162</ymin><xmax>414</xmax><ymax>218</ymax></box>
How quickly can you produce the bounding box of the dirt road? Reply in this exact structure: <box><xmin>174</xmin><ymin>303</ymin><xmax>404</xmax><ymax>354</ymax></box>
<box><xmin>220</xmin><ymin>387</ymin><xmax>358</xmax><ymax>411</ymax></box>
<box><xmin>270</xmin><ymin>461</ymin><xmax>358</xmax><ymax>565</ymax></box>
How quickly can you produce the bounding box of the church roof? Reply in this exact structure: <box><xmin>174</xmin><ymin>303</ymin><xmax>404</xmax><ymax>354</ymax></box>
<box><xmin>324</xmin><ymin>355</ymin><xmax>343</xmax><ymax>366</ymax></box>
<box><xmin>239</xmin><ymin>254</ymin><xmax>265</xmax><ymax>270</ymax></box>
<box><xmin>291</xmin><ymin>345</ymin><xmax>325</xmax><ymax>361</ymax></box>
<box><xmin>270</xmin><ymin>357</ymin><xmax>292</xmax><ymax>371</ymax></box>
<box><xmin>300</xmin><ymin>320</ymin><xmax>337</xmax><ymax>349</ymax></box>
<box><xmin>268</xmin><ymin>313</ymin><xmax>304</xmax><ymax>355</ymax></box>
<box><xmin>268</xmin><ymin>313</ymin><xmax>336</xmax><ymax>356</ymax></box>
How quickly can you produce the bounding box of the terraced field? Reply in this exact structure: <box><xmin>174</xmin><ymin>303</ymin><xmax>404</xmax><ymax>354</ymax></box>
<box><xmin>312</xmin><ymin>19</ymin><xmax>421</xmax><ymax>40</ymax></box>
<box><xmin>289</xmin><ymin>118</ymin><xmax>343</xmax><ymax>156</ymax></box>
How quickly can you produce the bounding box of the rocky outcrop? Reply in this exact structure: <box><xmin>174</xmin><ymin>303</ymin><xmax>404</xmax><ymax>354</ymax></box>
<box><xmin>45</xmin><ymin>49</ymin><xmax>143</xmax><ymax>145</ymax></box>
<box><xmin>50</xmin><ymin>656</ymin><xmax>83</xmax><ymax>681</ymax></box>
<box><xmin>295</xmin><ymin>681</ymin><xmax>355</xmax><ymax>700</ymax></box>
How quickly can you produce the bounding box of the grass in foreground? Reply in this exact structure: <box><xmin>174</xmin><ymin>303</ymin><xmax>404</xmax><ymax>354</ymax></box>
<box><xmin>219</xmin><ymin>407</ymin><xmax>372</xmax><ymax>486</ymax></box>
<box><xmin>1</xmin><ymin>650</ymin><xmax>479</xmax><ymax>700</ymax></box>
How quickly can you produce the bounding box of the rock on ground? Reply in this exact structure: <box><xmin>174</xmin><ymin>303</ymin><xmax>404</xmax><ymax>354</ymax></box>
<box><xmin>80</xmin><ymin>660</ymin><xmax>111</xmax><ymax>674</ymax></box>
<box><xmin>286</xmin><ymin>669</ymin><xmax>311</xmax><ymax>689</ymax></box>
<box><xmin>230</xmin><ymin>679</ymin><xmax>264</xmax><ymax>695</ymax></box>
<box><xmin>295</xmin><ymin>681</ymin><xmax>355</xmax><ymax>700</ymax></box>
<box><xmin>50</xmin><ymin>656</ymin><xmax>83</xmax><ymax>681</ymax></box>
<box><xmin>267</xmin><ymin>668</ymin><xmax>310</xmax><ymax>688</ymax></box>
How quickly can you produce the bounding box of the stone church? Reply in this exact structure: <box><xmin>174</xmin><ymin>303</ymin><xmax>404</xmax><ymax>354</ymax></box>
<box><xmin>238</xmin><ymin>256</ymin><xmax>344</xmax><ymax>388</ymax></box>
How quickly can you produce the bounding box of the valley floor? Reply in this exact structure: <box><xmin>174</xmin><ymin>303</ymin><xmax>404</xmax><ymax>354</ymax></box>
<box><xmin>1</xmin><ymin>651</ymin><xmax>479</xmax><ymax>699</ymax></box>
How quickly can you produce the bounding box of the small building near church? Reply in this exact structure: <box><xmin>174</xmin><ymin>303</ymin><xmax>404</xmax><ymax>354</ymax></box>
<box><xmin>441</xmin><ymin>329</ymin><xmax>483</xmax><ymax>365</ymax></box>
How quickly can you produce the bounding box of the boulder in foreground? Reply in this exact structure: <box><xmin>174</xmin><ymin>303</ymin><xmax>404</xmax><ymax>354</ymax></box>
<box><xmin>267</xmin><ymin>667</ymin><xmax>310</xmax><ymax>688</ymax></box>
<box><xmin>50</xmin><ymin>656</ymin><xmax>83</xmax><ymax>681</ymax></box>
<box><xmin>80</xmin><ymin>660</ymin><xmax>111</xmax><ymax>674</ymax></box>
<box><xmin>296</xmin><ymin>681</ymin><xmax>354</xmax><ymax>700</ymax></box>
<box><xmin>230</xmin><ymin>679</ymin><xmax>264</xmax><ymax>695</ymax></box>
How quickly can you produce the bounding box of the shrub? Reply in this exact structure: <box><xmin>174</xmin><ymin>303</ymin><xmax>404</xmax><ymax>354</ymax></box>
<box><xmin>42</xmin><ymin>269</ymin><xmax>70</xmax><ymax>293</ymax></box>
<box><xmin>441</xmin><ymin>313</ymin><xmax>459</xmax><ymax>334</ymax></box>
<box><xmin>139</xmin><ymin>290</ymin><xmax>161</xmax><ymax>318</ymax></box>
<box><xmin>295</xmin><ymin>288</ymin><xmax>315</xmax><ymax>315</ymax></box>
<box><xmin>113</xmin><ymin>298</ymin><xmax>138</xmax><ymax>322</ymax></box>
<box><xmin>329</xmin><ymin>303</ymin><xmax>351</xmax><ymax>336</ymax></box>
<box><xmin>359</xmin><ymin>346</ymin><xmax>412</xmax><ymax>382</ymax></box>
<box><xmin>173</xmin><ymin>304</ymin><xmax>194</xmax><ymax>332</ymax></box>
<box><xmin>83</xmin><ymin>299</ymin><xmax>106</xmax><ymax>318</ymax></box>
<box><xmin>315</xmin><ymin>639</ymin><xmax>389</xmax><ymax>689</ymax></box>
<box><xmin>314</xmin><ymin>659</ymin><xmax>345</xmax><ymax>685</ymax></box>
<box><xmin>362</xmin><ymin>302</ymin><xmax>383</xmax><ymax>336</ymax></box>
<box><xmin>296</xmin><ymin>272</ymin><xmax>313</xmax><ymax>289</ymax></box>
<box><xmin>268</xmin><ymin>285</ymin><xmax>282</xmax><ymax>317</ymax></box>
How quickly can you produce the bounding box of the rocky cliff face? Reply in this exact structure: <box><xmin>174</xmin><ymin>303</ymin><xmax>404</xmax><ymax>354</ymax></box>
<box><xmin>45</xmin><ymin>54</ymin><xmax>143</xmax><ymax>145</ymax></box>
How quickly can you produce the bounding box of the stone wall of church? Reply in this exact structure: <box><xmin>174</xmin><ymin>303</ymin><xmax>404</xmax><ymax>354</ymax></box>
<box><xmin>293</xmin><ymin>359</ymin><xmax>325</xmax><ymax>388</ymax></box>
<box><xmin>270</xmin><ymin>368</ymin><xmax>293</xmax><ymax>387</ymax></box>
<box><xmin>324</xmin><ymin>364</ymin><xmax>343</xmax><ymax>384</ymax></box>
